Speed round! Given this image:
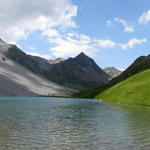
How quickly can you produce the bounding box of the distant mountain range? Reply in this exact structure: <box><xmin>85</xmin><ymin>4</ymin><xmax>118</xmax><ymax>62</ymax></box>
<box><xmin>29</xmin><ymin>52</ymin><xmax>110</xmax><ymax>90</ymax></box>
<box><xmin>49</xmin><ymin>57</ymin><xmax>65</xmax><ymax>64</ymax></box>
<box><xmin>0</xmin><ymin>38</ymin><xmax>116</xmax><ymax>96</ymax></box>
<box><xmin>104</xmin><ymin>67</ymin><xmax>122</xmax><ymax>80</ymax></box>
<box><xmin>46</xmin><ymin>52</ymin><xmax>109</xmax><ymax>89</ymax></box>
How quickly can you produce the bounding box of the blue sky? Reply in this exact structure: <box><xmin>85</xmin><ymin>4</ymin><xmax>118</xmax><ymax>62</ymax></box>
<box><xmin>0</xmin><ymin>0</ymin><xmax>150</xmax><ymax>70</ymax></box>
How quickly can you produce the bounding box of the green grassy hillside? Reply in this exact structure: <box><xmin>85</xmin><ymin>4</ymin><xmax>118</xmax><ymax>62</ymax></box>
<box><xmin>95</xmin><ymin>69</ymin><xmax>150</xmax><ymax>106</ymax></box>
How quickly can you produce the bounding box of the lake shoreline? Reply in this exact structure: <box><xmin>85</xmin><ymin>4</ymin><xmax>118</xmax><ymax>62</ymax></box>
<box><xmin>97</xmin><ymin>98</ymin><xmax>150</xmax><ymax>108</ymax></box>
<box><xmin>0</xmin><ymin>95</ymin><xmax>149</xmax><ymax>108</ymax></box>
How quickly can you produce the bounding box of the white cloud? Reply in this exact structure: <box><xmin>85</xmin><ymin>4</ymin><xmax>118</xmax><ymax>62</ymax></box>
<box><xmin>106</xmin><ymin>20</ymin><xmax>114</xmax><ymax>27</ymax></box>
<box><xmin>0</xmin><ymin>0</ymin><xmax>77</xmax><ymax>43</ymax></box>
<box><xmin>95</xmin><ymin>39</ymin><xmax>116</xmax><ymax>48</ymax></box>
<box><xmin>42</xmin><ymin>29</ymin><xmax>60</xmax><ymax>37</ymax></box>
<box><xmin>114</xmin><ymin>18</ymin><xmax>134</xmax><ymax>33</ymax></box>
<box><xmin>120</xmin><ymin>38</ymin><xmax>147</xmax><ymax>49</ymax></box>
<box><xmin>139</xmin><ymin>10</ymin><xmax>150</xmax><ymax>24</ymax></box>
<box><xmin>49</xmin><ymin>33</ymin><xmax>97</xmax><ymax>57</ymax></box>
<box><xmin>27</xmin><ymin>52</ymin><xmax>51</xmax><ymax>60</ymax></box>
<box><xmin>47</xmin><ymin>31</ymin><xmax>116</xmax><ymax>58</ymax></box>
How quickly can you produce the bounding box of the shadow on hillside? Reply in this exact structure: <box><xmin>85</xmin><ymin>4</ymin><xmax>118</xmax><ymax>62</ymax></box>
<box><xmin>0</xmin><ymin>73</ymin><xmax>37</xmax><ymax>96</ymax></box>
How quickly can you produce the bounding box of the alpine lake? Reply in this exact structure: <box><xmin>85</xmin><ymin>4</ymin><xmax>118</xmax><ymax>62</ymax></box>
<box><xmin>0</xmin><ymin>97</ymin><xmax>150</xmax><ymax>150</ymax></box>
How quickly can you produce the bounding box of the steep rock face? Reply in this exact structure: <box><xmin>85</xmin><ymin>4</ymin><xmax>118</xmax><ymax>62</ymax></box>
<box><xmin>0</xmin><ymin>39</ymin><xmax>74</xmax><ymax>96</ymax></box>
<box><xmin>28</xmin><ymin>55</ymin><xmax>52</xmax><ymax>71</ymax></box>
<box><xmin>104</xmin><ymin>67</ymin><xmax>122</xmax><ymax>80</ymax></box>
<box><xmin>5</xmin><ymin>45</ymin><xmax>42</xmax><ymax>74</ymax></box>
<box><xmin>0</xmin><ymin>39</ymin><xmax>12</xmax><ymax>51</ymax></box>
<box><xmin>0</xmin><ymin>40</ymin><xmax>41</xmax><ymax>74</ymax></box>
<box><xmin>49</xmin><ymin>52</ymin><xmax>109</xmax><ymax>89</ymax></box>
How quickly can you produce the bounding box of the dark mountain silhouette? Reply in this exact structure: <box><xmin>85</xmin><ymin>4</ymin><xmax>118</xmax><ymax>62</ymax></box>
<box><xmin>48</xmin><ymin>52</ymin><xmax>109</xmax><ymax>89</ymax></box>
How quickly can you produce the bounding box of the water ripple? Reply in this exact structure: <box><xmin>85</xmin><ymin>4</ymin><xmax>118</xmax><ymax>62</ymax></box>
<box><xmin>0</xmin><ymin>97</ymin><xmax>150</xmax><ymax>150</ymax></box>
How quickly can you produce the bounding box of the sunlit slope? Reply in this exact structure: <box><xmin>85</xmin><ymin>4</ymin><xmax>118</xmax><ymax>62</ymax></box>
<box><xmin>95</xmin><ymin>69</ymin><xmax>150</xmax><ymax>106</ymax></box>
<box><xmin>0</xmin><ymin>53</ymin><xmax>74</xmax><ymax>96</ymax></box>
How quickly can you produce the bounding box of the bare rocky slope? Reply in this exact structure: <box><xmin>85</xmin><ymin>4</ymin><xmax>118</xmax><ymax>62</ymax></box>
<box><xmin>104</xmin><ymin>67</ymin><xmax>122</xmax><ymax>80</ymax></box>
<box><xmin>0</xmin><ymin>39</ymin><xmax>74</xmax><ymax>96</ymax></box>
<box><xmin>47</xmin><ymin>52</ymin><xmax>109</xmax><ymax>89</ymax></box>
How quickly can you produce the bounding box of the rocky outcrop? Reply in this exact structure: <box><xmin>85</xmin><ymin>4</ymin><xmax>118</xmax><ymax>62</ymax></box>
<box><xmin>104</xmin><ymin>67</ymin><xmax>122</xmax><ymax>80</ymax></box>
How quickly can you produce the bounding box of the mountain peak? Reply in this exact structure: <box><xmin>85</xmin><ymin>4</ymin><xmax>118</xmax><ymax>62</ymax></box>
<box><xmin>0</xmin><ymin>38</ymin><xmax>6</xmax><ymax>44</ymax></box>
<box><xmin>104</xmin><ymin>67</ymin><xmax>122</xmax><ymax>80</ymax></box>
<box><xmin>78</xmin><ymin>52</ymin><xmax>86</xmax><ymax>57</ymax></box>
<box><xmin>49</xmin><ymin>57</ymin><xmax>65</xmax><ymax>64</ymax></box>
<box><xmin>79</xmin><ymin>52</ymin><xmax>85</xmax><ymax>55</ymax></box>
<box><xmin>75</xmin><ymin>52</ymin><xmax>90</xmax><ymax>60</ymax></box>
<box><xmin>0</xmin><ymin>38</ymin><xmax>12</xmax><ymax>51</ymax></box>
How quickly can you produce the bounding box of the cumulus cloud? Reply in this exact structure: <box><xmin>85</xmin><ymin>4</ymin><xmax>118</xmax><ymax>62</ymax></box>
<box><xmin>95</xmin><ymin>39</ymin><xmax>116</xmax><ymax>48</ymax></box>
<box><xmin>0</xmin><ymin>0</ymin><xmax>77</xmax><ymax>43</ymax></box>
<box><xmin>48</xmin><ymin>32</ymin><xmax>116</xmax><ymax>58</ymax></box>
<box><xmin>27</xmin><ymin>52</ymin><xmax>51</xmax><ymax>59</ymax></box>
<box><xmin>120</xmin><ymin>38</ymin><xmax>147</xmax><ymax>49</ymax></box>
<box><xmin>139</xmin><ymin>9</ymin><xmax>150</xmax><ymax>24</ymax></box>
<box><xmin>42</xmin><ymin>29</ymin><xmax>60</xmax><ymax>37</ymax></box>
<box><xmin>0</xmin><ymin>0</ymin><xmax>116</xmax><ymax>58</ymax></box>
<box><xmin>114</xmin><ymin>18</ymin><xmax>134</xmax><ymax>33</ymax></box>
<box><xmin>49</xmin><ymin>33</ymin><xmax>97</xmax><ymax>57</ymax></box>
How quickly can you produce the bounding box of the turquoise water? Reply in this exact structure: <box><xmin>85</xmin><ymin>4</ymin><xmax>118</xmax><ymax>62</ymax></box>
<box><xmin>0</xmin><ymin>97</ymin><xmax>150</xmax><ymax>150</ymax></box>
